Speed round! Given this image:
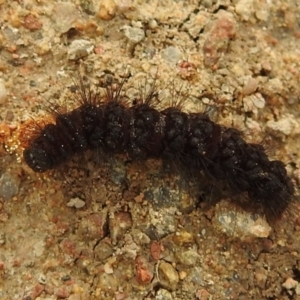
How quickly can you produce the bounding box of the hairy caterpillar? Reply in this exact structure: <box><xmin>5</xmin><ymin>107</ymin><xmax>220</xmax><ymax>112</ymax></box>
<box><xmin>23</xmin><ymin>73</ymin><xmax>294</xmax><ymax>221</ymax></box>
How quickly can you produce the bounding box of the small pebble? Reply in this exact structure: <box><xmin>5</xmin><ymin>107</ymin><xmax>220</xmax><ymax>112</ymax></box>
<box><xmin>155</xmin><ymin>288</ymin><xmax>173</xmax><ymax>300</ymax></box>
<box><xmin>296</xmin><ymin>284</ymin><xmax>300</xmax><ymax>295</ymax></box>
<box><xmin>80</xmin><ymin>0</ymin><xmax>96</xmax><ymax>15</ymax></box>
<box><xmin>66</xmin><ymin>197</ymin><xmax>86</xmax><ymax>209</ymax></box>
<box><xmin>196</xmin><ymin>289</ymin><xmax>211</xmax><ymax>300</ymax></box>
<box><xmin>97</xmin><ymin>0</ymin><xmax>117</xmax><ymax>20</ymax></box>
<box><xmin>77</xmin><ymin>212</ymin><xmax>108</xmax><ymax>240</ymax></box>
<box><xmin>67</xmin><ymin>39</ymin><xmax>94</xmax><ymax>60</ymax></box>
<box><xmin>110</xmin><ymin>160</ymin><xmax>126</xmax><ymax>185</ymax></box>
<box><xmin>251</xmin><ymin>93</ymin><xmax>265</xmax><ymax>109</ymax></box>
<box><xmin>56</xmin><ymin>286</ymin><xmax>71</xmax><ymax>298</ymax></box>
<box><xmin>52</xmin><ymin>2</ymin><xmax>80</xmax><ymax>33</ymax></box>
<box><xmin>282</xmin><ymin>277</ymin><xmax>298</xmax><ymax>290</ymax></box>
<box><xmin>109</xmin><ymin>212</ymin><xmax>133</xmax><ymax>245</ymax></box>
<box><xmin>203</xmin><ymin>11</ymin><xmax>236</xmax><ymax>68</ymax></box>
<box><xmin>243</xmin><ymin>93</ymin><xmax>265</xmax><ymax>113</ymax></box>
<box><xmin>158</xmin><ymin>261</ymin><xmax>179</xmax><ymax>291</ymax></box>
<box><xmin>94</xmin><ymin>239</ymin><xmax>114</xmax><ymax>261</ymax></box>
<box><xmin>120</xmin><ymin>25</ymin><xmax>145</xmax><ymax>44</ymax></box>
<box><xmin>186</xmin><ymin>267</ymin><xmax>203</xmax><ymax>285</ymax></box>
<box><xmin>104</xmin><ymin>258</ymin><xmax>115</xmax><ymax>274</ymax></box>
<box><xmin>37</xmin><ymin>273</ymin><xmax>46</xmax><ymax>285</ymax></box>
<box><xmin>0</xmin><ymin>79</ymin><xmax>7</xmax><ymax>104</ymax></box>
<box><xmin>213</xmin><ymin>201</ymin><xmax>272</xmax><ymax>238</ymax></box>
<box><xmin>0</xmin><ymin>173</ymin><xmax>19</xmax><ymax>200</ymax></box>
<box><xmin>148</xmin><ymin>19</ymin><xmax>158</xmax><ymax>29</ymax></box>
<box><xmin>235</xmin><ymin>0</ymin><xmax>254</xmax><ymax>21</ymax></box>
<box><xmin>95</xmin><ymin>273</ymin><xmax>118</xmax><ymax>293</ymax></box>
<box><xmin>61</xmin><ymin>274</ymin><xmax>71</xmax><ymax>281</ymax></box>
<box><xmin>175</xmin><ymin>248</ymin><xmax>199</xmax><ymax>266</ymax></box>
<box><xmin>23</xmin><ymin>14</ymin><xmax>42</xmax><ymax>31</ymax></box>
<box><xmin>255</xmin><ymin>271</ymin><xmax>267</xmax><ymax>289</ymax></box>
<box><xmin>150</xmin><ymin>240</ymin><xmax>161</xmax><ymax>261</ymax></box>
<box><xmin>179</xmin><ymin>271</ymin><xmax>187</xmax><ymax>280</ymax></box>
<box><xmin>242</xmin><ymin>77</ymin><xmax>258</xmax><ymax>95</ymax></box>
<box><xmin>173</xmin><ymin>230</ymin><xmax>194</xmax><ymax>245</ymax></box>
<box><xmin>135</xmin><ymin>255</ymin><xmax>154</xmax><ymax>284</ymax></box>
<box><xmin>161</xmin><ymin>46</ymin><xmax>182</xmax><ymax>65</ymax></box>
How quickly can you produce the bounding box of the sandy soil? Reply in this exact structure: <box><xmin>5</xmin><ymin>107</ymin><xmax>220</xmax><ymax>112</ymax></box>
<box><xmin>0</xmin><ymin>0</ymin><xmax>300</xmax><ymax>299</ymax></box>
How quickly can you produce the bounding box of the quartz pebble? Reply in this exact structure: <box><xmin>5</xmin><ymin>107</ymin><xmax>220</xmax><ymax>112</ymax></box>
<box><xmin>213</xmin><ymin>201</ymin><xmax>272</xmax><ymax>238</ymax></box>
<box><xmin>162</xmin><ymin>46</ymin><xmax>182</xmax><ymax>65</ymax></box>
<box><xmin>243</xmin><ymin>93</ymin><xmax>265</xmax><ymax>114</ymax></box>
<box><xmin>67</xmin><ymin>39</ymin><xmax>94</xmax><ymax>60</ymax></box>
<box><xmin>66</xmin><ymin>197</ymin><xmax>86</xmax><ymax>209</ymax></box>
<box><xmin>155</xmin><ymin>288</ymin><xmax>173</xmax><ymax>300</ymax></box>
<box><xmin>121</xmin><ymin>25</ymin><xmax>145</xmax><ymax>44</ymax></box>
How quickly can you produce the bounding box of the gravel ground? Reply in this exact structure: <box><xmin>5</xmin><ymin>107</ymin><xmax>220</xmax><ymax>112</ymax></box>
<box><xmin>0</xmin><ymin>0</ymin><xmax>300</xmax><ymax>299</ymax></box>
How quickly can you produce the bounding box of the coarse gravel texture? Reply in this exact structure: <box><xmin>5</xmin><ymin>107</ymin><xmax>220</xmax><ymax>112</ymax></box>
<box><xmin>0</xmin><ymin>0</ymin><xmax>300</xmax><ymax>299</ymax></box>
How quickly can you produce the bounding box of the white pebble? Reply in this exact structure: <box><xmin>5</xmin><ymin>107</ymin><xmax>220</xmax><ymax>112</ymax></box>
<box><xmin>67</xmin><ymin>39</ymin><xmax>94</xmax><ymax>60</ymax></box>
<box><xmin>161</xmin><ymin>46</ymin><xmax>182</xmax><ymax>65</ymax></box>
<box><xmin>67</xmin><ymin>197</ymin><xmax>86</xmax><ymax>209</ymax></box>
<box><xmin>282</xmin><ymin>277</ymin><xmax>298</xmax><ymax>290</ymax></box>
<box><xmin>120</xmin><ymin>25</ymin><xmax>145</xmax><ymax>43</ymax></box>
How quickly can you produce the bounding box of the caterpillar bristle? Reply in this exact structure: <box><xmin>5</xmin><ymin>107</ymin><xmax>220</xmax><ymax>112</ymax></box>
<box><xmin>22</xmin><ymin>71</ymin><xmax>295</xmax><ymax>222</ymax></box>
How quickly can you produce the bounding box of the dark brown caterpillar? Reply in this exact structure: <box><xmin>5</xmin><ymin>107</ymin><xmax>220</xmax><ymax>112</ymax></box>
<box><xmin>23</xmin><ymin>74</ymin><xmax>294</xmax><ymax>221</ymax></box>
